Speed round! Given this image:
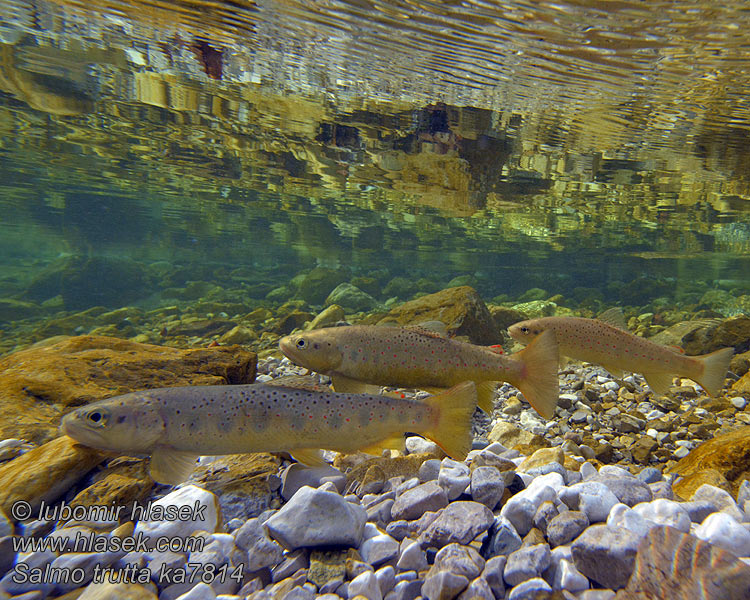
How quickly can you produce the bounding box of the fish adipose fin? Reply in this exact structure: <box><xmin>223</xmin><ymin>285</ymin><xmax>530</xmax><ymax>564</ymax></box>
<box><xmin>150</xmin><ymin>446</ymin><xmax>199</xmax><ymax>485</ymax></box>
<box><xmin>598</xmin><ymin>307</ymin><xmax>628</xmax><ymax>330</ymax></box>
<box><xmin>331</xmin><ymin>375</ymin><xmax>382</xmax><ymax>395</ymax></box>
<box><xmin>290</xmin><ymin>449</ymin><xmax>328</xmax><ymax>467</ymax></box>
<box><xmin>694</xmin><ymin>347</ymin><xmax>734</xmax><ymax>397</ymax></box>
<box><xmin>422</xmin><ymin>381</ymin><xmax>477</xmax><ymax>461</ymax></box>
<box><xmin>642</xmin><ymin>372</ymin><xmax>674</xmax><ymax>396</ymax></box>
<box><xmin>507</xmin><ymin>329</ymin><xmax>559</xmax><ymax>420</ymax></box>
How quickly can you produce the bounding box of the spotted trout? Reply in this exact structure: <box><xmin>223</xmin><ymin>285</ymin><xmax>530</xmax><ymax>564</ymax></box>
<box><xmin>508</xmin><ymin>308</ymin><xmax>733</xmax><ymax>397</ymax></box>
<box><xmin>279</xmin><ymin>325</ymin><xmax>559</xmax><ymax>419</ymax></box>
<box><xmin>60</xmin><ymin>380</ymin><xmax>477</xmax><ymax>485</ymax></box>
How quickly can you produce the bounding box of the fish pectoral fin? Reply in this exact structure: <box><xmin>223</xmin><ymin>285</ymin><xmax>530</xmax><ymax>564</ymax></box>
<box><xmin>289</xmin><ymin>449</ymin><xmax>328</xmax><ymax>467</ymax></box>
<box><xmin>331</xmin><ymin>374</ymin><xmax>381</xmax><ymax>395</ymax></box>
<box><xmin>149</xmin><ymin>446</ymin><xmax>199</xmax><ymax>486</ymax></box>
<box><xmin>601</xmin><ymin>363</ymin><xmax>625</xmax><ymax>379</ymax></box>
<box><xmin>642</xmin><ymin>372</ymin><xmax>675</xmax><ymax>396</ymax></box>
<box><xmin>476</xmin><ymin>381</ymin><xmax>497</xmax><ymax>414</ymax></box>
<box><xmin>359</xmin><ymin>435</ymin><xmax>405</xmax><ymax>456</ymax></box>
<box><xmin>597</xmin><ymin>307</ymin><xmax>628</xmax><ymax>330</ymax></box>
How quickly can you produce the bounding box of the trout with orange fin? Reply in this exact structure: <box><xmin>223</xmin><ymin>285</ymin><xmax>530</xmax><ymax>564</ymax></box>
<box><xmin>508</xmin><ymin>308</ymin><xmax>733</xmax><ymax>397</ymax></box>
<box><xmin>279</xmin><ymin>325</ymin><xmax>559</xmax><ymax>419</ymax></box>
<box><xmin>60</xmin><ymin>380</ymin><xmax>477</xmax><ymax>485</ymax></box>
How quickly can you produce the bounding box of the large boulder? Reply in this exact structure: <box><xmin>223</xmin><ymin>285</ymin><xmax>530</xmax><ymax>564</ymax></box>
<box><xmin>0</xmin><ymin>335</ymin><xmax>257</xmax><ymax>444</ymax></box>
<box><xmin>616</xmin><ymin>525</ymin><xmax>750</xmax><ymax>600</ymax></box>
<box><xmin>372</xmin><ymin>286</ymin><xmax>500</xmax><ymax>345</ymax></box>
<box><xmin>669</xmin><ymin>426</ymin><xmax>750</xmax><ymax>499</ymax></box>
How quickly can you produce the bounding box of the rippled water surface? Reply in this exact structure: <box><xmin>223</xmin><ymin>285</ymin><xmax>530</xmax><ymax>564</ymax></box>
<box><xmin>1</xmin><ymin>0</ymin><xmax>750</xmax><ymax>351</ymax></box>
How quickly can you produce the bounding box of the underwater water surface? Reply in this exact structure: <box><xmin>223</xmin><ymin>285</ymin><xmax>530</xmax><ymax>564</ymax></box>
<box><xmin>1</xmin><ymin>0</ymin><xmax>750</xmax><ymax>354</ymax></box>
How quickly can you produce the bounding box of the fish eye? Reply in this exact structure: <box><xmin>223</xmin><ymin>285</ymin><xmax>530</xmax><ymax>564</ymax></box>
<box><xmin>87</xmin><ymin>410</ymin><xmax>107</xmax><ymax>425</ymax></box>
<box><xmin>520</xmin><ymin>326</ymin><xmax>529</xmax><ymax>333</ymax></box>
<box><xmin>296</xmin><ymin>338</ymin><xmax>307</xmax><ymax>349</ymax></box>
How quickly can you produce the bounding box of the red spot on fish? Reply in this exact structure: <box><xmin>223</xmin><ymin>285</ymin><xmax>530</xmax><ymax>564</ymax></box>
<box><xmin>345</xmin><ymin>418</ymin><xmax>350</xmax><ymax>422</ymax></box>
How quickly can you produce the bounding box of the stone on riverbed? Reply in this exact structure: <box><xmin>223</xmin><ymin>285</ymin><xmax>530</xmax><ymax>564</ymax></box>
<box><xmin>265</xmin><ymin>486</ymin><xmax>366</xmax><ymax>550</ymax></box>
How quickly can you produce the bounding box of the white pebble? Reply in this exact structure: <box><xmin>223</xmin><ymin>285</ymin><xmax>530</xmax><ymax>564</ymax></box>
<box><xmin>607</xmin><ymin>503</ymin><xmax>653</xmax><ymax>538</ymax></box>
<box><xmin>553</xmin><ymin>558</ymin><xmax>589</xmax><ymax>593</ymax></box>
<box><xmin>634</xmin><ymin>499</ymin><xmax>691</xmax><ymax>533</ymax></box>
<box><xmin>695</xmin><ymin>512</ymin><xmax>750</xmax><ymax>557</ymax></box>
<box><xmin>730</xmin><ymin>397</ymin><xmax>747</xmax><ymax>410</ymax></box>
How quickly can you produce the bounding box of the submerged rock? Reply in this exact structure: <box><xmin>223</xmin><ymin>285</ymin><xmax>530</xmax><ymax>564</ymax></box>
<box><xmin>0</xmin><ymin>436</ymin><xmax>103</xmax><ymax>518</ymax></box>
<box><xmin>0</xmin><ymin>334</ymin><xmax>257</xmax><ymax>443</ymax></box>
<box><xmin>670</xmin><ymin>426</ymin><xmax>750</xmax><ymax>499</ymax></box>
<box><xmin>621</xmin><ymin>525</ymin><xmax>750</xmax><ymax>599</ymax></box>
<box><xmin>372</xmin><ymin>286</ymin><xmax>500</xmax><ymax>345</ymax></box>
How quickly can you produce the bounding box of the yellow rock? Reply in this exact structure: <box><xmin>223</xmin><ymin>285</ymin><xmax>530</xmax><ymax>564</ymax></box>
<box><xmin>78</xmin><ymin>582</ymin><xmax>158</xmax><ymax>600</ymax></box>
<box><xmin>68</xmin><ymin>457</ymin><xmax>154</xmax><ymax>524</ymax></box>
<box><xmin>670</xmin><ymin>426</ymin><xmax>750</xmax><ymax>499</ymax></box>
<box><xmin>518</xmin><ymin>447</ymin><xmax>564</xmax><ymax>472</ymax></box>
<box><xmin>488</xmin><ymin>421</ymin><xmax>550</xmax><ymax>452</ymax></box>
<box><xmin>0</xmin><ymin>436</ymin><xmax>105</xmax><ymax>519</ymax></box>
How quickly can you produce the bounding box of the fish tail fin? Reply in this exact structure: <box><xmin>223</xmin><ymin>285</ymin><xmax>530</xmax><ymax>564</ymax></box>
<box><xmin>693</xmin><ymin>347</ymin><xmax>734</xmax><ymax>397</ymax></box>
<box><xmin>423</xmin><ymin>381</ymin><xmax>477</xmax><ymax>461</ymax></box>
<box><xmin>507</xmin><ymin>329</ymin><xmax>560</xmax><ymax>419</ymax></box>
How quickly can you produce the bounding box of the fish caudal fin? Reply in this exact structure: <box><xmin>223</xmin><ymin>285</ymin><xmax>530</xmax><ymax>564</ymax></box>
<box><xmin>508</xmin><ymin>329</ymin><xmax>560</xmax><ymax>420</ymax></box>
<box><xmin>694</xmin><ymin>347</ymin><xmax>734</xmax><ymax>397</ymax></box>
<box><xmin>422</xmin><ymin>381</ymin><xmax>477</xmax><ymax>461</ymax></box>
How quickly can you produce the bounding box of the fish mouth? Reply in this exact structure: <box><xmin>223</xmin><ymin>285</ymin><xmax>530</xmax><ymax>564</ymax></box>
<box><xmin>59</xmin><ymin>412</ymin><xmax>107</xmax><ymax>449</ymax></box>
<box><xmin>278</xmin><ymin>336</ymin><xmax>299</xmax><ymax>361</ymax></box>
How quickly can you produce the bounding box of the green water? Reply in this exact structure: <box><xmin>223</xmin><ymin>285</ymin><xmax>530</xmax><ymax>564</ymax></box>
<box><xmin>1</xmin><ymin>0</ymin><xmax>750</xmax><ymax>354</ymax></box>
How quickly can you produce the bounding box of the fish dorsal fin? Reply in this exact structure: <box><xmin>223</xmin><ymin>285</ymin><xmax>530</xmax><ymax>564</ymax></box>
<box><xmin>290</xmin><ymin>449</ymin><xmax>328</xmax><ymax>467</ymax></box>
<box><xmin>642</xmin><ymin>372</ymin><xmax>674</xmax><ymax>396</ymax></box>
<box><xmin>331</xmin><ymin>374</ymin><xmax>382</xmax><ymax>395</ymax></box>
<box><xmin>597</xmin><ymin>307</ymin><xmax>628</xmax><ymax>330</ymax></box>
<box><xmin>150</xmin><ymin>446</ymin><xmax>199</xmax><ymax>485</ymax></box>
<box><xmin>266</xmin><ymin>375</ymin><xmax>331</xmax><ymax>392</ymax></box>
<box><xmin>414</xmin><ymin>320</ymin><xmax>449</xmax><ymax>337</ymax></box>
<box><xmin>359</xmin><ymin>435</ymin><xmax>405</xmax><ymax>456</ymax></box>
<box><xmin>404</xmin><ymin>325</ymin><xmax>448</xmax><ymax>339</ymax></box>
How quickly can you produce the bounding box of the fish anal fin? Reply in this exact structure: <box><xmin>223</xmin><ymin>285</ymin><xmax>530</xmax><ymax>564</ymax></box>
<box><xmin>643</xmin><ymin>372</ymin><xmax>675</xmax><ymax>396</ymax></box>
<box><xmin>476</xmin><ymin>381</ymin><xmax>497</xmax><ymax>413</ymax></box>
<box><xmin>598</xmin><ymin>307</ymin><xmax>628</xmax><ymax>330</ymax></box>
<box><xmin>150</xmin><ymin>447</ymin><xmax>199</xmax><ymax>485</ymax></box>
<box><xmin>601</xmin><ymin>363</ymin><xmax>625</xmax><ymax>379</ymax></box>
<box><xmin>331</xmin><ymin>374</ymin><xmax>381</xmax><ymax>395</ymax></box>
<box><xmin>290</xmin><ymin>449</ymin><xmax>328</xmax><ymax>467</ymax></box>
<box><xmin>422</xmin><ymin>381</ymin><xmax>477</xmax><ymax>461</ymax></box>
<box><xmin>508</xmin><ymin>329</ymin><xmax>560</xmax><ymax>420</ymax></box>
<box><xmin>359</xmin><ymin>435</ymin><xmax>405</xmax><ymax>456</ymax></box>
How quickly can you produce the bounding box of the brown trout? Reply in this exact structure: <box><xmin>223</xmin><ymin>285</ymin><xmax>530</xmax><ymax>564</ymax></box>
<box><xmin>508</xmin><ymin>308</ymin><xmax>733</xmax><ymax>397</ymax></box>
<box><xmin>279</xmin><ymin>325</ymin><xmax>559</xmax><ymax>419</ymax></box>
<box><xmin>60</xmin><ymin>381</ymin><xmax>477</xmax><ymax>485</ymax></box>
